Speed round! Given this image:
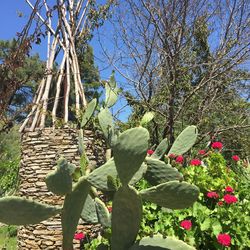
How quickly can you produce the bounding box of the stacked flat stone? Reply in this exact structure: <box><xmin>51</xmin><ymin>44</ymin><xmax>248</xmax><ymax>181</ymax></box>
<box><xmin>18</xmin><ymin>127</ymin><xmax>105</xmax><ymax>249</ymax></box>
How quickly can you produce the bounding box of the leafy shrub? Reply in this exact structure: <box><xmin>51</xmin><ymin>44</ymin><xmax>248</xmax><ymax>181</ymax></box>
<box><xmin>137</xmin><ymin>148</ymin><xmax>250</xmax><ymax>249</ymax></box>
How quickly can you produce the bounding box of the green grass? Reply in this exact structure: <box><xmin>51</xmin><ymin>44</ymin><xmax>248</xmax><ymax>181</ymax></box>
<box><xmin>0</xmin><ymin>226</ymin><xmax>17</xmax><ymax>250</ymax></box>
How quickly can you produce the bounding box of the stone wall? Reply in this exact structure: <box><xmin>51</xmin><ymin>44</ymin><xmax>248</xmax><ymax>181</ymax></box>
<box><xmin>18</xmin><ymin>127</ymin><xmax>105</xmax><ymax>249</ymax></box>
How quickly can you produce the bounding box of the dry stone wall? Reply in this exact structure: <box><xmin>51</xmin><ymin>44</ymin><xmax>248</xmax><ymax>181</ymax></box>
<box><xmin>18</xmin><ymin>127</ymin><xmax>105</xmax><ymax>249</ymax></box>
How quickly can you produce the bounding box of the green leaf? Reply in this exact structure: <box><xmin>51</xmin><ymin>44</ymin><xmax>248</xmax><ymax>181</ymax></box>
<box><xmin>200</xmin><ymin>218</ymin><xmax>211</xmax><ymax>231</ymax></box>
<box><xmin>113</xmin><ymin>127</ymin><xmax>149</xmax><ymax>185</ymax></box>
<box><xmin>0</xmin><ymin>197</ymin><xmax>61</xmax><ymax>225</ymax></box>
<box><xmin>168</xmin><ymin>126</ymin><xmax>198</xmax><ymax>155</ymax></box>
<box><xmin>211</xmin><ymin>220</ymin><xmax>222</xmax><ymax>236</ymax></box>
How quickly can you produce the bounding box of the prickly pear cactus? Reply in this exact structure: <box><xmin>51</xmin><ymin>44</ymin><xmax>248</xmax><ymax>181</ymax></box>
<box><xmin>0</xmin><ymin>100</ymin><xmax>199</xmax><ymax>250</ymax></box>
<box><xmin>45</xmin><ymin>158</ymin><xmax>73</xmax><ymax>195</ymax></box>
<box><xmin>130</xmin><ymin>235</ymin><xmax>196</xmax><ymax>250</ymax></box>
<box><xmin>0</xmin><ymin>197</ymin><xmax>61</xmax><ymax>225</ymax></box>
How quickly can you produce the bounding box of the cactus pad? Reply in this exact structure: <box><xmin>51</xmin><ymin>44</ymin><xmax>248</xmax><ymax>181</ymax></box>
<box><xmin>0</xmin><ymin>197</ymin><xmax>61</xmax><ymax>225</ymax></box>
<box><xmin>130</xmin><ymin>235</ymin><xmax>195</xmax><ymax>249</ymax></box>
<box><xmin>45</xmin><ymin>158</ymin><xmax>72</xmax><ymax>195</ymax></box>
<box><xmin>140</xmin><ymin>112</ymin><xmax>154</xmax><ymax>127</ymax></box>
<box><xmin>87</xmin><ymin>159</ymin><xmax>118</xmax><ymax>191</ymax></box>
<box><xmin>113</xmin><ymin>127</ymin><xmax>149</xmax><ymax>185</ymax></box>
<box><xmin>81</xmin><ymin>195</ymin><xmax>98</xmax><ymax>224</ymax></box>
<box><xmin>62</xmin><ymin>177</ymin><xmax>90</xmax><ymax>249</ymax></box>
<box><xmin>81</xmin><ymin>98</ymin><xmax>97</xmax><ymax>128</ymax></box>
<box><xmin>105</xmin><ymin>82</ymin><xmax>119</xmax><ymax>108</ymax></box>
<box><xmin>112</xmin><ymin>186</ymin><xmax>142</xmax><ymax>250</ymax></box>
<box><xmin>98</xmin><ymin>107</ymin><xmax>114</xmax><ymax>142</ymax></box>
<box><xmin>144</xmin><ymin>158</ymin><xmax>182</xmax><ymax>185</ymax></box>
<box><xmin>152</xmin><ymin>138</ymin><xmax>169</xmax><ymax>160</ymax></box>
<box><xmin>140</xmin><ymin>181</ymin><xmax>199</xmax><ymax>209</ymax></box>
<box><xmin>95</xmin><ymin>197</ymin><xmax>111</xmax><ymax>228</ymax></box>
<box><xmin>168</xmin><ymin>126</ymin><xmax>198</xmax><ymax>155</ymax></box>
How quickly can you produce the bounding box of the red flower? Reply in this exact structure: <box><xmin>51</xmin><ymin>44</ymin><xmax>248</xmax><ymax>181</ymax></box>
<box><xmin>217</xmin><ymin>201</ymin><xmax>223</xmax><ymax>206</ymax></box>
<box><xmin>176</xmin><ymin>155</ymin><xmax>184</xmax><ymax>164</ymax></box>
<box><xmin>168</xmin><ymin>153</ymin><xmax>176</xmax><ymax>159</ymax></box>
<box><xmin>180</xmin><ymin>220</ymin><xmax>192</xmax><ymax>230</ymax></box>
<box><xmin>147</xmin><ymin>149</ymin><xmax>154</xmax><ymax>155</ymax></box>
<box><xmin>207</xmin><ymin>191</ymin><xmax>219</xmax><ymax>199</ymax></box>
<box><xmin>107</xmin><ymin>206</ymin><xmax>112</xmax><ymax>213</ymax></box>
<box><xmin>74</xmin><ymin>232</ymin><xmax>85</xmax><ymax>241</ymax></box>
<box><xmin>217</xmin><ymin>233</ymin><xmax>231</xmax><ymax>247</ymax></box>
<box><xmin>232</xmin><ymin>155</ymin><xmax>240</xmax><ymax>161</ymax></box>
<box><xmin>198</xmin><ymin>150</ymin><xmax>206</xmax><ymax>155</ymax></box>
<box><xmin>211</xmin><ymin>142</ymin><xmax>223</xmax><ymax>150</ymax></box>
<box><xmin>190</xmin><ymin>159</ymin><xmax>202</xmax><ymax>166</ymax></box>
<box><xmin>223</xmin><ymin>194</ymin><xmax>238</xmax><ymax>204</ymax></box>
<box><xmin>225</xmin><ymin>186</ymin><xmax>234</xmax><ymax>193</ymax></box>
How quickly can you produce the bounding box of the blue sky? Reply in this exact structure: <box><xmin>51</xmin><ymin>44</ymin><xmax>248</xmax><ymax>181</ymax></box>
<box><xmin>0</xmin><ymin>1</ymin><xmax>131</xmax><ymax>121</ymax></box>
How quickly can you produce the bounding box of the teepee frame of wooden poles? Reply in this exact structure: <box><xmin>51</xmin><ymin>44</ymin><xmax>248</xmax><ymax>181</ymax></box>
<box><xmin>19</xmin><ymin>0</ymin><xmax>94</xmax><ymax>132</ymax></box>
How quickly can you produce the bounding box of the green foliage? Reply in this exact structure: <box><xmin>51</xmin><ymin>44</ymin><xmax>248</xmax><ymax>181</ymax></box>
<box><xmin>138</xmin><ymin>151</ymin><xmax>250</xmax><ymax>249</ymax></box>
<box><xmin>0</xmin><ymin>126</ymin><xmax>20</xmax><ymax>195</ymax></box>
<box><xmin>76</xmin><ymin>44</ymin><xmax>101</xmax><ymax>101</ymax></box>
<box><xmin>0</xmin><ymin>39</ymin><xmax>44</xmax><ymax>121</ymax></box>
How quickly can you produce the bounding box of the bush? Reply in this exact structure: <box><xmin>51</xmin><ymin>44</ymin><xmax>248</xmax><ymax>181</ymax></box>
<box><xmin>137</xmin><ymin>149</ymin><xmax>250</xmax><ymax>249</ymax></box>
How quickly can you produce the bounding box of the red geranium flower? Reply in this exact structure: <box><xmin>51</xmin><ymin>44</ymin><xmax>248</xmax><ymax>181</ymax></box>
<box><xmin>217</xmin><ymin>233</ymin><xmax>231</xmax><ymax>247</ymax></box>
<box><xmin>225</xmin><ymin>186</ymin><xmax>234</xmax><ymax>193</ymax></box>
<box><xmin>74</xmin><ymin>232</ymin><xmax>85</xmax><ymax>241</ymax></box>
<box><xmin>207</xmin><ymin>191</ymin><xmax>219</xmax><ymax>199</ymax></box>
<box><xmin>176</xmin><ymin>155</ymin><xmax>184</xmax><ymax>164</ymax></box>
<box><xmin>168</xmin><ymin>153</ymin><xmax>176</xmax><ymax>159</ymax></box>
<box><xmin>223</xmin><ymin>194</ymin><xmax>238</xmax><ymax>204</ymax></box>
<box><xmin>232</xmin><ymin>155</ymin><xmax>240</xmax><ymax>161</ymax></box>
<box><xmin>180</xmin><ymin>220</ymin><xmax>192</xmax><ymax>230</ymax></box>
<box><xmin>217</xmin><ymin>201</ymin><xmax>223</xmax><ymax>206</ymax></box>
<box><xmin>198</xmin><ymin>150</ymin><xmax>206</xmax><ymax>155</ymax></box>
<box><xmin>190</xmin><ymin>159</ymin><xmax>202</xmax><ymax>166</ymax></box>
<box><xmin>107</xmin><ymin>206</ymin><xmax>112</xmax><ymax>213</ymax></box>
<box><xmin>211</xmin><ymin>141</ymin><xmax>223</xmax><ymax>150</ymax></box>
<box><xmin>147</xmin><ymin>149</ymin><xmax>154</xmax><ymax>155</ymax></box>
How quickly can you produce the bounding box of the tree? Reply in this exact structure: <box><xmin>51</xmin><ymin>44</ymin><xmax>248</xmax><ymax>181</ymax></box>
<box><xmin>0</xmin><ymin>39</ymin><xmax>44</xmax><ymax>128</ymax></box>
<box><xmin>103</xmin><ymin>0</ymin><xmax>250</xmax><ymax>155</ymax></box>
